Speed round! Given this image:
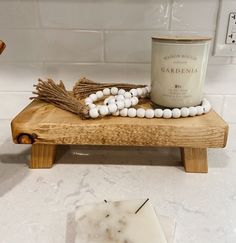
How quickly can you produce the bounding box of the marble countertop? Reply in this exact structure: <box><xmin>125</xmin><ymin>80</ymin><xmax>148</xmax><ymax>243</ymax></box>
<box><xmin>0</xmin><ymin>119</ymin><xmax>235</xmax><ymax>243</ymax></box>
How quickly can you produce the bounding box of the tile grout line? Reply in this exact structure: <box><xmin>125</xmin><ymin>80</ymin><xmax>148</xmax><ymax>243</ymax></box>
<box><xmin>101</xmin><ymin>31</ymin><xmax>105</xmax><ymax>63</ymax></box>
<box><xmin>168</xmin><ymin>0</ymin><xmax>174</xmax><ymax>31</ymax></box>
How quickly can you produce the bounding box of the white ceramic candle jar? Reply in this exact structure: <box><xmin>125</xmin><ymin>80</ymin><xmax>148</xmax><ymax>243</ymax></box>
<box><xmin>151</xmin><ymin>36</ymin><xmax>211</xmax><ymax>108</ymax></box>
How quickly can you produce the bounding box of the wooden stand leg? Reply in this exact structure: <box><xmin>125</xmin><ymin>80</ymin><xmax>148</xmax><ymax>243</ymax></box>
<box><xmin>30</xmin><ymin>144</ymin><xmax>56</xmax><ymax>169</ymax></box>
<box><xmin>180</xmin><ymin>148</ymin><xmax>208</xmax><ymax>173</ymax></box>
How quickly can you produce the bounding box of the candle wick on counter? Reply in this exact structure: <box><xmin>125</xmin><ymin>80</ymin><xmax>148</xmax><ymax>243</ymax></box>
<box><xmin>135</xmin><ymin>198</ymin><xmax>149</xmax><ymax>214</ymax></box>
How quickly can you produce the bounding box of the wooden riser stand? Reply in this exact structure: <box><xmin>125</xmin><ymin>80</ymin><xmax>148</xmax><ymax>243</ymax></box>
<box><xmin>11</xmin><ymin>101</ymin><xmax>228</xmax><ymax>173</ymax></box>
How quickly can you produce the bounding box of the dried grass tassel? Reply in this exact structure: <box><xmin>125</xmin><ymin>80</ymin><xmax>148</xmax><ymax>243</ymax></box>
<box><xmin>73</xmin><ymin>77</ymin><xmax>146</xmax><ymax>99</ymax></box>
<box><xmin>31</xmin><ymin>79</ymin><xmax>89</xmax><ymax>119</ymax></box>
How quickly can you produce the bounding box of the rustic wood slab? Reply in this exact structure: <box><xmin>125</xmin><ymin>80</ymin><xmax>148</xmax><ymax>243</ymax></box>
<box><xmin>11</xmin><ymin>100</ymin><xmax>228</xmax><ymax>172</ymax></box>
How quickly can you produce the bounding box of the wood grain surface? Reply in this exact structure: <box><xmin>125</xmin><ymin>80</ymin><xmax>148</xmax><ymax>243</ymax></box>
<box><xmin>181</xmin><ymin>148</ymin><xmax>208</xmax><ymax>173</ymax></box>
<box><xmin>11</xmin><ymin>100</ymin><xmax>228</xmax><ymax>148</ymax></box>
<box><xmin>30</xmin><ymin>144</ymin><xmax>56</xmax><ymax>168</ymax></box>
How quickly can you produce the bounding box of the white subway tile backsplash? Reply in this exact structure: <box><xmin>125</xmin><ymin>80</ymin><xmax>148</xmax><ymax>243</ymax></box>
<box><xmin>230</xmin><ymin>58</ymin><xmax>236</xmax><ymax>64</ymax></box>
<box><xmin>40</xmin><ymin>30</ymin><xmax>103</xmax><ymax>62</ymax></box>
<box><xmin>0</xmin><ymin>30</ymin><xmax>41</xmax><ymax>62</ymax></box>
<box><xmin>222</xmin><ymin>96</ymin><xmax>236</xmax><ymax>123</ymax></box>
<box><xmin>227</xmin><ymin>124</ymin><xmax>236</xmax><ymax>151</ymax></box>
<box><xmin>0</xmin><ymin>0</ymin><xmax>39</xmax><ymax>28</ymax></box>
<box><xmin>38</xmin><ymin>0</ymin><xmax>170</xmax><ymax>30</ymax></box>
<box><xmin>0</xmin><ymin>92</ymin><xmax>31</xmax><ymax>119</ymax></box>
<box><xmin>0</xmin><ymin>30</ymin><xmax>103</xmax><ymax>62</ymax></box>
<box><xmin>105</xmin><ymin>31</ymin><xmax>159</xmax><ymax>63</ymax></box>
<box><xmin>0</xmin><ymin>63</ymin><xmax>150</xmax><ymax>92</ymax></box>
<box><xmin>205</xmin><ymin>65</ymin><xmax>236</xmax><ymax>95</ymax></box>
<box><xmin>204</xmin><ymin>95</ymin><xmax>224</xmax><ymax>115</ymax></box>
<box><xmin>43</xmin><ymin>63</ymin><xmax>150</xmax><ymax>88</ymax></box>
<box><xmin>0</xmin><ymin>63</ymin><xmax>44</xmax><ymax>92</ymax></box>
<box><xmin>171</xmin><ymin>0</ymin><xmax>219</xmax><ymax>31</ymax></box>
<box><xmin>208</xmin><ymin>56</ymin><xmax>232</xmax><ymax>65</ymax></box>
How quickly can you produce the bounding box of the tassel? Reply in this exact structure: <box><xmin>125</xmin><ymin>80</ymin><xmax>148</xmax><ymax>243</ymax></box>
<box><xmin>31</xmin><ymin>79</ymin><xmax>89</xmax><ymax>119</ymax></box>
<box><xmin>73</xmin><ymin>77</ymin><xmax>146</xmax><ymax>99</ymax></box>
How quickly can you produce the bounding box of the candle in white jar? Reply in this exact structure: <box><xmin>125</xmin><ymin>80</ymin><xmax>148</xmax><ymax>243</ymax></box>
<box><xmin>151</xmin><ymin>36</ymin><xmax>211</xmax><ymax>108</ymax></box>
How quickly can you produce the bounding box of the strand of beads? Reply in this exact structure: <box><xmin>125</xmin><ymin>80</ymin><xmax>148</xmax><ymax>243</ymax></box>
<box><xmin>84</xmin><ymin>86</ymin><xmax>211</xmax><ymax>119</ymax></box>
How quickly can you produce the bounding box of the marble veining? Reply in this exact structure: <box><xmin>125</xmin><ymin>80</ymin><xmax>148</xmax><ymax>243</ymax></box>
<box><xmin>75</xmin><ymin>200</ymin><xmax>167</xmax><ymax>243</ymax></box>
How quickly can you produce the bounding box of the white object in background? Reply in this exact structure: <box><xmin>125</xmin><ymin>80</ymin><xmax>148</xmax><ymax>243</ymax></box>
<box><xmin>214</xmin><ymin>0</ymin><xmax>236</xmax><ymax>56</ymax></box>
<box><xmin>226</xmin><ymin>12</ymin><xmax>236</xmax><ymax>44</ymax></box>
<box><xmin>75</xmin><ymin>199</ymin><xmax>168</xmax><ymax>243</ymax></box>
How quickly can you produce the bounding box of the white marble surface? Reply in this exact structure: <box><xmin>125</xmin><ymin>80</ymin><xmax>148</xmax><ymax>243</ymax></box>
<box><xmin>0</xmin><ymin>119</ymin><xmax>236</xmax><ymax>243</ymax></box>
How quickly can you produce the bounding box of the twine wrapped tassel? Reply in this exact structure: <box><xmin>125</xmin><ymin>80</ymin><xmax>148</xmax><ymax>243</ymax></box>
<box><xmin>31</xmin><ymin>79</ymin><xmax>90</xmax><ymax>119</ymax></box>
<box><xmin>73</xmin><ymin>77</ymin><xmax>146</xmax><ymax>99</ymax></box>
<box><xmin>31</xmin><ymin>77</ymin><xmax>148</xmax><ymax>119</ymax></box>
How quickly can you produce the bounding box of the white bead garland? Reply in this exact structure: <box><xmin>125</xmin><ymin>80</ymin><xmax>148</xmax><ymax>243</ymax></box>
<box><xmin>84</xmin><ymin>86</ymin><xmax>212</xmax><ymax>119</ymax></box>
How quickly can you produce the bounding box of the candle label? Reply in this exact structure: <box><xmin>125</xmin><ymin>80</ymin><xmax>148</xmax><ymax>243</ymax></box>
<box><xmin>151</xmin><ymin>41</ymin><xmax>210</xmax><ymax>108</ymax></box>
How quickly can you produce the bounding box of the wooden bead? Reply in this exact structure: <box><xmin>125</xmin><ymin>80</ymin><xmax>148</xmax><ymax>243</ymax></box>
<box><xmin>118</xmin><ymin>89</ymin><xmax>126</xmax><ymax>95</ymax></box>
<box><xmin>124</xmin><ymin>99</ymin><xmax>132</xmax><ymax>108</ymax></box>
<box><xmin>131</xmin><ymin>97</ymin><xmax>138</xmax><ymax>106</ymax></box>
<box><xmin>163</xmin><ymin>109</ymin><xmax>172</xmax><ymax>119</ymax></box>
<box><xmin>89</xmin><ymin>93</ymin><xmax>97</xmax><ymax>102</ymax></box>
<box><xmin>111</xmin><ymin>87</ymin><xmax>118</xmax><ymax>95</ymax></box>
<box><xmin>108</xmin><ymin>103</ymin><xmax>117</xmax><ymax>113</ymax></box>
<box><xmin>137</xmin><ymin>108</ymin><xmax>145</xmax><ymax>118</ymax></box>
<box><xmin>180</xmin><ymin>107</ymin><xmax>189</xmax><ymax>117</ymax></box>
<box><xmin>189</xmin><ymin>107</ymin><xmax>197</xmax><ymax>117</ymax></box>
<box><xmin>196</xmin><ymin>106</ymin><xmax>204</xmax><ymax>115</ymax></box>
<box><xmin>203</xmin><ymin>104</ymin><xmax>211</xmax><ymax>113</ymax></box>
<box><xmin>172</xmin><ymin>108</ymin><xmax>181</xmax><ymax>118</ymax></box>
<box><xmin>103</xmin><ymin>88</ymin><xmax>110</xmax><ymax>96</ymax></box>
<box><xmin>85</xmin><ymin>97</ymin><xmax>93</xmax><ymax>104</ymax></box>
<box><xmin>130</xmin><ymin>89</ymin><xmax>138</xmax><ymax>97</ymax></box>
<box><xmin>96</xmin><ymin>91</ymin><xmax>104</xmax><ymax>99</ymax></box>
<box><xmin>88</xmin><ymin>104</ymin><xmax>96</xmax><ymax>109</ymax></box>
<box><xmin>112</xmin><ymin>110</ymin><xmax>119</xmax><ymax>116</ymax></box>
<box><xmin>108</xmin><ymin>98</ymin><xmax>116</xmax><ymax>104</ymax></box>
<box><xmin>116</xmin><ymin>100</ymin><xmax>125</xmax><ymax>110</ymax></box>
<box><xmin>99</xmin><ymin>105</ymin><xmax>109</xmax><ymax>116</ymax></box>
<box><xmin>154</xmin><ymin>109</ymin><xmax>163</xmax><ymax>118</ymax></box>
<box><xmin>116</xmin><ymin>95</ymin><xmax>125</xmax><ymax>101</ymax></box>
<box><xmin>103</xmin><ymin>98</ymin><xmax>108</xmax><ymax>105</ymax></box>
<box><xmin>128</xmin><ymin>108</ymin><xmax>137</xmax><ymax>118</ymax></box>
<box><xmin>120</xmin><ymin>108</ymin><xmax>128</xmax><ymax>117</ymax></box>
<box><xmin>89</xmin><ymin>108</ymin><xmax>99</xmax><ymax>118</ymax></box>
<box><xmin>136</xmin><ymin>88</ymin><xmax>143</xmax><ymax>97</ymax></box>
<box><xmin>145</xmin><ymin>109</ymin><xmax>154</xmax><ymax>118</ymax></box>
<box><xmin>124</xmin><ymin>92</ymin><xmax>132</xmax><ymax>99</ymax></box>
<box><xmin>141</xmin><ymin>88</ymin><xmax>147</xmax><ymax>97</ymax></box>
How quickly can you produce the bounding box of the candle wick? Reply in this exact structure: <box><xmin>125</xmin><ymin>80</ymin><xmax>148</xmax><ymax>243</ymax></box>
<box><xmin>104</xmin><ymin>200</ymin><xmax>108</xmax><ymax>203</ymax></box>
<box><xmin>135</xmin><ymin>198</ymin><xmax>149</xmax><ymax>214</ymax></box>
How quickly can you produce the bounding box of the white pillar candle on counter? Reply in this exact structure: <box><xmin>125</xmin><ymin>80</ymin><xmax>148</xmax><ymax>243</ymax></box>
<box><xmin>75</xmin><ymin>199</ymin><xmax>167</xmax><ymax>243</ymax></box>
<box><xmin>151</xmin><ymin>36</ymin><xmax>211</xmax><ymax>108</ymax></box>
